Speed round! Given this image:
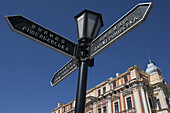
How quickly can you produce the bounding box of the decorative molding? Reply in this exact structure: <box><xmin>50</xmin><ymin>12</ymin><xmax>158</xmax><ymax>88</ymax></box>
<box><xmin>111</xmin><ymin>95</ymin><xmax>120</xmax><ymax>101</ymax></box>
<box><xmin>123</xmin><ymin>90</ymin><xmax>132</xmax><ymax>97</ymax></box>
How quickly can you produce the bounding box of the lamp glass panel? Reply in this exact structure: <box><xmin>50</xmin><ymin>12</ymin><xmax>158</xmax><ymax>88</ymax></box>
<box><xmin>93</xmin><ymin>18</ymin><xmax>102</xmax><ymax>39</ymax></box>
<box><xmin>87</xmin><ymin>13</ymin><xmax>97</xmax><ymax>38</ymax></box>
<box><xmin>77</xmin><ymin>14</ymin><xmax>85</xmax><ymax>39</ymax></box>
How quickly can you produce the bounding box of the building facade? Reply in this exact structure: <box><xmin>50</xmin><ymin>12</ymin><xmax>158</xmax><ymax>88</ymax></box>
<box><xmin>52</xmin><ymin>62</ymin><xmax>170</xmax><ymax>113</ymax></box>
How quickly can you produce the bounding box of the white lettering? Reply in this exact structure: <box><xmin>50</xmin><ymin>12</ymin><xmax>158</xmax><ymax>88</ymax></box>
<box><xmin>54</xmin><ymin>42</ymin><xmax>58</xmax><ymax>46</ymax></box>
<box><xmin>39</xmin><ymin>34</ymin><xmax>43</xmax><ymax>39</ymax></box>
<box><xmin>47</xmin><ymin>38</ymin><xmax>51</xmax><ymax>43</ymax></box>
<box><xmin>118</xmin><ymin>22</ymin><xmax>122</xmax><ymax>27</ymax></box>
<box><xmin>113</xmin><ymin>26</ymin><xmax>117</xmax><ymax>31</ymax></box>
<box><xmin>22</xmin><ymin>26</ymin><xmax>28</xmax><ymax>31</ymax></box>
<box><xmin>124</xmin><ymin>17</ymin><xmax>128</xmax><ymax>23</ymax></box>
<box><xmin>93</xmin><ymin>16</ymin><xmax>138</xmax><ymax>52</ymax></box>
<box><xmin>58</xmin><ymin>43</ymin><xmax>61</xmax><ymax>48</ymax></box>
<box><xmin>61</xmin><ymin>39</ymin><xmax>65</xmax><ymax>44</ymax></box>
<box><xmin>35</xmin><ymin>32</ymin><xmax>39</xmax><ymax>37</ymax></box>
<box><xmin>44</xmin><ymin>31</ymin><xmax>48</xmax><ymax>35</ymax></box>
<box><xmin>61</xmin><ymin>45</ymin><xmax>65</xmax><ymax>49</ymax></box>
<box><xmin>43</xmin><ymin>37</ymin><xmax>46</xmax><ymax>41</ymax></box>
<box><xmin>20</xmin><ymin>25</ymin><xmax>70</xmax><ymax>52</ymax></box>
<box><xmin>31</xmin><ymin>24</ymin><xmax>36</xmax><ymax>29</ymax></box>
<box><xmin>38</xmin><ymin>28</ymin><xmax>42</xmax><ymax>32</ymax></box>
<box><xmin>49</xmin><ymin>34</ymin><xmax>54</xmax><ymax>38</ymax></box>
<box><xmin>29</xmin><ymin>29</ymin><xmax>35</xmax><ymax>35</ymax></box>
<box><xmin>51</xmin><ymin>40</ymin><xmax>54</xmax><ymax>44</ymax></box>
<box><xmin>55</xmin><ymin>36</ymin><xmax>59</xmax><ymax>41</ymax></box>
<box><xmin>65</xmin><ymin>47</ymin><xmax>69</xmax><ymax>51</ymax></box>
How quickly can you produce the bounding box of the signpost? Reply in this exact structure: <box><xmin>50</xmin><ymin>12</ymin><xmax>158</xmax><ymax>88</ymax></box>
<box><xmin>90</xmin><ymin>2</ymin><xmax>153</xmax><ymax>59</ymax></box>
<box><xmin>51</xmin><ymin>59</ymin><xmax>79</xmax><ymax>86</ymax></box>
<box><xmin>5</xmin><ymin>15</ymin><xmax>77</xmax><ymax>59</ymax></box>
<box><xmin>6</xmin><ymin>2</ymin><xmax>153</xmax><ymax>113</ymax></box>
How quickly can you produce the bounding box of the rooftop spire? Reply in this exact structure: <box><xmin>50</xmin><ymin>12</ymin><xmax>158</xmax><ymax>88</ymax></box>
<box><xmin>147</xmin><ymin>48</ymin><xmax>152</xmax><ymax>63</ymax></box>
<box><xmin>145</xmin><ymin>48</ymin><xmax>162</xmax><ymax>75</ymax></box>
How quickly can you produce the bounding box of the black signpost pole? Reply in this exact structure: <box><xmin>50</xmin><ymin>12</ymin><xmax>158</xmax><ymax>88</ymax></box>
<box><xmin>75</xmin><ymin>61</ymin><xmax>88</xmax><ymax>113</ymax></box>
<box><xmin>74</xmin><ymin>9</ymin><xmax>104</xmax><ymax>113</ymax></box>
<box><xmin>74</xmin><ymin>37</ymin><xmax>91</xmax><ymax>113</ymax></box>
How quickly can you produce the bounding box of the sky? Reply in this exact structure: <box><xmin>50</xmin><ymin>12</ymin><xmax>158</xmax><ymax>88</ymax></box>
<box><xmin>0</xmin><ymin>0</ymin><xmax>170</xmax><ymax>113</ymax></box>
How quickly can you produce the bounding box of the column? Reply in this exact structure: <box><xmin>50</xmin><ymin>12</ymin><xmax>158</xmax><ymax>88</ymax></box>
<box><xmin>140</xmin><ymin>86</ymin><xmax>150</xmax><ymax>113</ymax></box>
<box><xmin>133</xmin><ymin>85</ymin><xmax>143</xmax><ymax>113</ymax></box>
<box><xmin>93</xmin><ymin>102</ymin><xmax>96</xmax><ymax>113</ymax></box>
<box><xmin>144</xmin><ymin>89</ymin><xmax>152</xmax><ymax>113</ymax></box>
<box><xmin>160</xmin><ymin>89</ymin><xmax>168</xmax><ymax>109</ymax></box>
<box><xmin>120</xmin><ymin>93</ymin><xmax>124</xmax><ymax>112</ymax></box>
<box><xmin>107</xmin><ymin>95</ymin><xmax>112</xmax><ymax>113</ymax></box>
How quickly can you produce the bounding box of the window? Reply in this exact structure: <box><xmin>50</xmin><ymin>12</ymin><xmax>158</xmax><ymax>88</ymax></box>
<box><xmin>98</xmin><ymin>108</ymin><xmax>101</xmax><ymax>113</ymax></box>
<box><xmin>166</xmin><ymin>97</ymin><xmax>170</xmax><ymax>109</ymax></box>
<box><xmin>103</xmin><ymin>87</ymin><xmax>106</xmax><ymax>94</ymax></box>
<box><xmin>103</xmin><ymin>106</ymin><xmax>107</xmax><ymax>113</ymax></box>
<box><xmin>124</xmin><ymin>75</ymin><xmax>128</xmax><ymax>84</ymax></box>
<box><xmin>114</xmin><ymin>102</ymin><xmax>119</xmax><ymax>113</ymax></box>
<box><xmin>58</xmin><ymin>110</ymin><xmax>60</xmax><ymax>113</ymax></box>
<box><xmin>148</xmin><ymin>97</ymin><xmax>153</xmax><ymax>108</ymax></box>
<box><xmin>157</xmin><ymin>99</ymin><xmax>162</xmax><ymax>110</ymax></box>
<box><xmin>63</xmin><ymin>106</ymin><xmax>65</xmax><ymax>112</ymax></box>
<box><xmin>70</xmin><ymin>103</ymin><xmax>72</xmax><ymax>109</ymax></box>
<box><xmin>113</xmin><ymin>81</ymin><xmax>116</xmax><ymax>89</ymax></box>
<box><xmin>98</xmin><ymin>89</ymin><xmax>101</xmax><ymax>96</ymax></box>
<box><xmin>126</xmin><ymin>97</ymin><xmax>132</xmax><ymax>109</ymax></box>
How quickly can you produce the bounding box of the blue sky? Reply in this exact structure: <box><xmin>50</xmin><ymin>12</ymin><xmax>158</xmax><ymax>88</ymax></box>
<box><xmin>0</xmin><ymin>0</ymin><xmax>170</xmax><ymax>113</ymax></box>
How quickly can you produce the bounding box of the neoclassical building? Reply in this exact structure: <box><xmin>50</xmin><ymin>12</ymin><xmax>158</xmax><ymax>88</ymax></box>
<box><xmin>52</xmin><ymin>62</ymin><xmax>170</xmax><ymax>113</ymax></box>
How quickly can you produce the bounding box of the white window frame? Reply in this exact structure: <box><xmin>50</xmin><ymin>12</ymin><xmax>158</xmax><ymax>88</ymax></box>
<box><xmin>156</xmin><ymin>98</ymin><xmax>162</xmax><ymax>110</ymax></box>
<box><xmin>125</xmin><ymin>95</ymin><xmax>133</xmax><ymax>111</ymax></box>
<box><xmin>103</xmin><ymin>86</ymin><xmax>106</xmax><ymax>94</ymax></box>
<box><xmin>148</xmin><ymin>97</ymin><xmax>154</xmax><ymax>109</ymax></box>
<box><xmin>113</xmin><ymin>100</ymin><xmax>120</xmax><ymax>113</ymax></box>
<box><xmin>97</xmin><ymin>108</ymin><xmax>101</xmax><ymax>113</ymax></box>
<box><xmin>98</xmin><ymin>89</ymin><xmax>101</xmax><ymax>96</ymax></box>
<box><xmin>102</xmin><ymin>106</ymin><xmax>107</xmax><ymax>113</ymax></box>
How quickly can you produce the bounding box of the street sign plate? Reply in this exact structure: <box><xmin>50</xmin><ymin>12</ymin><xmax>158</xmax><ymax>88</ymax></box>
<box><xmin>5</xmin><ymin>15</ymin><xmax>77</xmax><ymax>59</ymax></box>
<box><xmin>50</xmin><ymin>59</ymin><xmax>79</xmax><ymax>86</ymax></box>
<box><xmin>90</xmin><ymin>2</ymin><xmax>153</xmax><ymax>59</ymax></box>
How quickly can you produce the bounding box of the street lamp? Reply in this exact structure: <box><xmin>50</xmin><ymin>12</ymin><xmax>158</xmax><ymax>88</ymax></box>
<box><xmin>75</xmin><ymin>9</ymin><xmax>104</xmax><ymax>59</ymax></box>
<box><xmin>75</xmin><ymin>9</ymin><xmax>103</xmax><ymax>41</ymax></box>
<box><xmin>74</xmin><ymin>10</ymin><xmax>103</xmax><ymax>113</ymax></box>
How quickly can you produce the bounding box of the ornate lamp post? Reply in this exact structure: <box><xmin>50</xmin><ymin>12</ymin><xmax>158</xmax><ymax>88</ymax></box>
<box><xmin>74</xmin><ymin>9</ymin><xmax>103</xmax><ymax>113</ymax></box>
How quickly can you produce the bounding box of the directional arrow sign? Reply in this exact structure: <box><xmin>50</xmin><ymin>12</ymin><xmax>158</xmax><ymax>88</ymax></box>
<box><xmin>5</xmin><ymin>15</ymin><xmax>77</xmax><ymax>59</ymax></box>
<box><xmin>50</xmin><ymin>59</ymin><xmax>79</xmax><ymax>86</ymax></box>
<box><xmin>90</xmin><ymin>2</ymin><xmax>153</xmax><ymax>59</ymax></box>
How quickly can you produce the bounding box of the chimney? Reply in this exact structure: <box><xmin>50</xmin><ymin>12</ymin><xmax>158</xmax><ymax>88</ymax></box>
<box><xmin>116</xmin><ymin>73</ymin><xmax>120</xmax><ymax>77</ymax></box>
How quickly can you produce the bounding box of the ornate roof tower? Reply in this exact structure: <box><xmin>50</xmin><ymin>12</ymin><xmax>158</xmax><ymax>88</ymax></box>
<box><xmin>146</xmin><ymin>62</ymin><xmax>161</xmax><ymax>75</ymax></box>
